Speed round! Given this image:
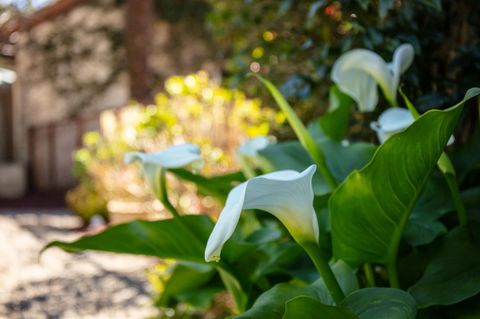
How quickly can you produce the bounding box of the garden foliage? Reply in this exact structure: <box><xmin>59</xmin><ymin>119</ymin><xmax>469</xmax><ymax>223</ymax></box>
<box><xmin>46</xmin><ymin>3</ymin><xmax>480</xmax><ymax>316</ymax></box>
<box><xmin>47</xmin><ymin>66</ymin><xmax>480</xmax><ymax>318</ymax></box>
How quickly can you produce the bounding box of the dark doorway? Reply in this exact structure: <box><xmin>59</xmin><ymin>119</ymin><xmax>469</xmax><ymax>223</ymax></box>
<box><xmin>0</xmin><ymin>83</ymin><xmax>13</xmax><ymax>162</ymax></box>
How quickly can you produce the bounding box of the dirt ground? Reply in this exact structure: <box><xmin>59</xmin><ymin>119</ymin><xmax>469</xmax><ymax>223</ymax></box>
<box><xmin>0</xmin><ymin>209</ymin><xmax>158</xmax><ymax>319</ymax></box>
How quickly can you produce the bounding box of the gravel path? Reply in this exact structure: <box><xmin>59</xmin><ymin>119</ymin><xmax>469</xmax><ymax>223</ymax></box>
<box><xmin>0</xmin><ymin>209</ymin><xmax>158</xmax><ymax>319</ymax></box>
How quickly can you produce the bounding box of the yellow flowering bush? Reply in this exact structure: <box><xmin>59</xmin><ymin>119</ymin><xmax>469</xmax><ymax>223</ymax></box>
<box><xmin>68</xmin><ymin>71</ymin><xmax>282</xmax><ymax>221</ymax></box>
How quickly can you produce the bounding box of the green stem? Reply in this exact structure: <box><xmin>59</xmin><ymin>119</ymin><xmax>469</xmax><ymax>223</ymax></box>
<box><xmin>387</xmin><ymin>260</ymin><xmax>400</xmax><ymax>288</ymax></box>
<box><xmin>156</xmin><ymin>167</ymin><xmax>181</xmax><ymax>219</ymax></box>
<box><xmin>303</xmin><ymin>242</ymin><xmax>345</xmax><ymax>305</ymax></box>
<box><xmin>237</xmin><ymin>155</ymin><xmax>257</xmax><ymax>179</ymax></box>
<box><xmin>364</xmin><ymin>263</ymin><xmax>376</xmax><ymax>287</ymax></box>
<box><xmin>437</xmin><ymin>153</ymin><xmax>468</xmax><ymax>226</ymax></box>
<box><xmin>254</xmin><ymin>74</ymin><xmax>338</xmax><ymax>190</ymax></box>
<box><xmin>307</xmin><ymin>141</ymin><xmax>338</xmax><ymax>190</ymax></box>
<box><xmin>444</xmin><ymin>172</ymin><xmax>468</xmax><ymax>226</ymax></box>
<box><xmin>156</xmin><ymin>168</ymin><xmax>206</xmax><ymax>252</ymax></box>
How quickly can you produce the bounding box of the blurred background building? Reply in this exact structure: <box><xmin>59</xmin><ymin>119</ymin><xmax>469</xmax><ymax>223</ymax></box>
<box><xmin>0</xmin><ymin>0</ymin><xmax>217</xmax><ymax>199</ymax></box>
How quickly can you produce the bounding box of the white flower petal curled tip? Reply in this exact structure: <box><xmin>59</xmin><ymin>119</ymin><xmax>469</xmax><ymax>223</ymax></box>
<box><xmin>237</xmin><ymin>136</ymin><xmax>275</xmax><ymax>158</ymax></box>
<box><xmin>205</xmin><ymin>165</ymin><xmax>319</xmax><ymax>262</ymax></box>
<box><xmin>371</xmin><ymin>108</ymin><xmax>455</xmax><ymax>145</ymax></box>
<box><xmin>332</xmin><ymin>44</ymin><xmax>414</xmax><ymax>112</ymax></box>
<box><xmin>124</xmin><ymin>143</ymin><xmax>203</xmax><ymax>170</ymax></box>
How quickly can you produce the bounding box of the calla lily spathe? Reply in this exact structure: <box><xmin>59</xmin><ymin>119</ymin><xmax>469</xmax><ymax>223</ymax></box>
<box><xmin>124</xmin><ymin>144</ymin><xmax>204</xmax><ymax>197</ymax></box>
<box><xmin>124</xmin><ymin>143</ymin><xmax>203</xmax><ymax>169</ymax></box>
<box><xmin>370</xmin><ymin>108</ymin><xmax>415</xmax><ymax>143</ymax></box>
<box><xmin>370</xmin><ymin>108</ymin><xmax>455</xmax><ymax>145</ymax></box>
<box><xmin>237</xmin><ymin>136</ymin><xmax>274</xmax><ymax>158</ymax></box>
<box><xmin>205</xmin><ymin>165</ymin><xmax>319</xmax><ymax>262</ymax></box>
<box><xmin>332</xmin><ymin>44</ymin><xmax>415</xmax><ymax>112</ymax></box>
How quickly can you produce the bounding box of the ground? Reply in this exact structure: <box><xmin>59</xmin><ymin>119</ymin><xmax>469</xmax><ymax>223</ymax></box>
<box><xmin>0</xmin><ymin>209</ymin><xmax>158</xmax><ymax>319</ymax></box>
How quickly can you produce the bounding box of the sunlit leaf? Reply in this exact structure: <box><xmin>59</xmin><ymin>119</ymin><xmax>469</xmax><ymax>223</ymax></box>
<box><xmin>330</xmin><ymin>88</ymin><xmax>480</xmax><ymax>267</ymax></box>
<box><xmin>44</xmin><ymin>215</ymin><xmax>211</xmax><ymax>262</ymax></box>
<box><xmin>43</xmin><ymin>215</ymin><xmax>249</xmax><ymax>312</ymax></box>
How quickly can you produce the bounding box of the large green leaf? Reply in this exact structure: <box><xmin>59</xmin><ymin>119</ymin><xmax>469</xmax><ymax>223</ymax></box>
<box><xmin>342</xmin><ymin>288</ymin><xmax>417</xmax><ymax>319</ymax></box>
<box><xmin>259</xmin><ymin>139</ymin><xmax>375</xmax><ymax>195</ymax></box>
<box><xmin>44</xmin><ymin>215</ymin><xmax>212</xmax><ymax>262</ymax></box>
<box><xmin>319</xmin><ymin>85</ymin><xmax>354</xmax><ymax>142</ymax></box>
<box><xmin>43</xmin><ymin>215</ymin><xmax>249</xmax><ymax>312</ymax></box>
<box><xmin>236</xmin><ymin>260</ymin><xmax>358</xmax><ymax>319</ymax></box>
<box><xmin>409</xmin><ymin>224</ymin><xmax>480</xmax><ymax>308</ymax></box>
<box><xmin>330</xmin><ymin>88</ymin><xmax>480</xmax><ymax>267</ymax></box>
<box><xmin>283</xmin><ymin>296</ymin><xmax>358</xmax><ymax>319</ymax></box>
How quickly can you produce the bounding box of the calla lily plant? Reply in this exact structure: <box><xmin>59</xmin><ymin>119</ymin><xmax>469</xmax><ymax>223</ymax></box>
<box><xmin>205</xmin><ymin>164</ymin><xmax>345</xmax><ymax>304</ymax></box>
<box><xmin>124</xmin><ymin>143</ymin><xmax>203</xmax><ymax>171</ymax></box>
<box><xmin>124</xmin><ymin>143</ymin><xmax>203</xmax><ymax>217</ymax></box>
<box><xmin>332</xmin><ymin>43</ymin><xmax>415</xmax><ymax>112</ymax></box>
<box><xmin>237</xmin><ymin>136</ymin><xmax>274</xmax><ymax>158</ymax></box>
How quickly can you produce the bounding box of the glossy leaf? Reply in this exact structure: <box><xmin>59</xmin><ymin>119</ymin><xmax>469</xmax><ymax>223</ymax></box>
<box><xmin>342</xmin><ymin>288</ymin><xmax>417</xmax><ymax>319</ymax></box>
<box><xmin>259</xmin><ymin>139</ymin><xmax>375</xmax><ymax>195</ymax></box>
<box><xmin>330</xmin><ymin>88</ymin><xmax>480</xmax><ymax>267</ymax></box>
<box><xmin>236</xmin><ymin>261</ymin><xmax>358</xmax><ymax>319</ymax></box>
<box><xmin>409</xmin><ymin>224</ymin><xmax>480</xmax><ymax>308</ymax></box>
<box><xmin>44</xmin><ymin>215</ymin><xmax>212</xmax><ymax>263</ymax></box>
<box><xmin>43</xmin><ymin>215</ymin><xmax>249</xmax><ymax>312</ymax></box>
<box><xmin>283</xmin><ymin>296</ymin><xmax>358</xmax><ymax>319</ymax></box>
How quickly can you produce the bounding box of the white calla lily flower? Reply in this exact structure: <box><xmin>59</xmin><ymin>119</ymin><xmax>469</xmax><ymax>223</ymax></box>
<box><xmin>237</xmin><ymin>136</ymin><xmax>274</xmax><ymax>158</ymax></box>
<box><xmin>205</xmin><ymin>165</ymin><xmax>319</xmax><ymax>262</ymax></box>
<box><xmin>332</xmin><ymin>44</ymin><xmax>415</xmax><ymax>112</ymax></box>
<box><xmin>370</xmin><ymin>108</ymin><xmax>455</xmax><ymax>145</ymax></box>
<box><xmin>124</xmin><ymin>143</ymin><xmax>203</xmax><ymax>169</ymax></box>
<box><xmin>370</xmin><ymin>108</ymin><xmax>415</xmax><ymax>143</ymax></box>
<box><xmin>124</xmin><ymin>144</ymin><xmax>204</xmax><ymax>199</ymax></box>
